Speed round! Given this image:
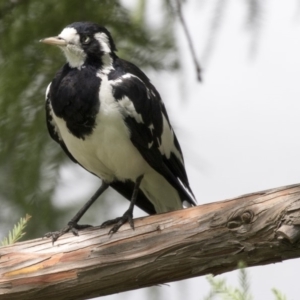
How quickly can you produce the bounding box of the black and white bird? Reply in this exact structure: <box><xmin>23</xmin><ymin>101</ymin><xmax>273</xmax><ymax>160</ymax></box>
<box><xmin>41</xmin><ymin>22</ymin><xmax>196</xmax><ymax>242</ymax></box>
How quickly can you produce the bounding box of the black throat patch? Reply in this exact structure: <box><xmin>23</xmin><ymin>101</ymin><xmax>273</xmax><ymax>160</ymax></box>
<box><xmin>50</xmin><ymin>64</ymin><xmax>101</xmax><ymax>139</ymax></box>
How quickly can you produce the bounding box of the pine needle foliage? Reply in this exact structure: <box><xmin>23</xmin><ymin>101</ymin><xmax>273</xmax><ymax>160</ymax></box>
<box><xmin>1</xmin><ymin>214</ymin><xmax>31</xmax><ymax>246</ymax></box>
<box><xmin>202</xmin><ymin>262</ymin><xmax>287</xmax><ymax>300</ymax></box>
<box><xmin>272</xmin><ymin>289</ymin><xmax>287</xmax><ymax>300</ymax></box>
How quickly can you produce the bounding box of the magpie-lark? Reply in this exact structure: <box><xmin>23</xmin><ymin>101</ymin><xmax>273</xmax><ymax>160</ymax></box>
<box><xmin>41</xmin><ymin>22</ymin><xmax>196</xmax><ymax>242</ymax></box>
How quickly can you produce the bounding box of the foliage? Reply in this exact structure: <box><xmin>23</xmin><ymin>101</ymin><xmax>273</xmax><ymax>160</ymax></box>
<box><xmin>1</xmin><ymin>214</ymin><xmax>31</xmax><ymax>246</ymax></box>
<box><xmin>0</xmin><ymin>0</ymin><xmax>177</xmax><ymax>239</ymax></box>
<box><xmin>202</xmin><ymin>263</ymin><xmax>287</xmax><ymax>300</ymax></box>
<box><xmin>272</xmin><ymin>289</ymin><xmax>287</xmax><ymax>300</ymax></box>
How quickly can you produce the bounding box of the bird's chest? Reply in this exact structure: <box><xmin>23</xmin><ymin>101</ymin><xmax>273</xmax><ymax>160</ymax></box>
<box><xmin>51</xmin><ymin>74</ymin><xmax>147</xmax><ymax>182</ymax></box>
<box><xmin>50</xmin><ymin>66</ymin><xmax>101</xmax><ymax>139</ymax></box>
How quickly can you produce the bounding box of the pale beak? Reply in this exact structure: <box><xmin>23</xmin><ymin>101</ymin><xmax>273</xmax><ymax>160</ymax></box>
<box><xmin>40</xmin><ymin>36</ymin><xmax>67</xmax><ymax>46</ymax></box>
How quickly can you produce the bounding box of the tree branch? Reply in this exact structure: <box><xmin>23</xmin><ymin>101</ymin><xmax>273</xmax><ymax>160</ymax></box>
<box><xmin>1</xmin><ymin>184</ymin><xmax>300</xmax><ymax>300</ymax></box>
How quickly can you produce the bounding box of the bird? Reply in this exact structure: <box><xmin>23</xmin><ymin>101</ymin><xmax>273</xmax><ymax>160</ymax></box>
<box><xmin>40</xmin><ymin>22</ymin><xmax>196</xmax><ymax>243</ymax></box>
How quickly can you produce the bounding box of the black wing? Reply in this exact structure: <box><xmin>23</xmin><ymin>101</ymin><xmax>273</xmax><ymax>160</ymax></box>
<box><xmin>45</xmin><ymin>82</ymin><xmax>156</xmax><ymax>215</ymax></box>
<box><xmin>110</xmin><ymin>58</ymin><xmax>196</xmax><ymax>206</ymax></box>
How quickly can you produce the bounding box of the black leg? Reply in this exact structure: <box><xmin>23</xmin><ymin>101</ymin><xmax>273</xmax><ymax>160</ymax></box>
<box><xmin>45</xmin><ymin>181</ymin><xmax>109</xmax><ymax>244</ymax></box>
<box><xmin>101</xmin><ymin>175</ymin><xmax>144</xmax><ymax>235</ymax></box>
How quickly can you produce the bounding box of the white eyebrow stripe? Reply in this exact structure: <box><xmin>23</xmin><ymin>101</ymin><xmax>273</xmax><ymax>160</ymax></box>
<box><xmin>94</xmin><ymin>32</ymin><xmax>111</xmax><ymax>53</ymax></box>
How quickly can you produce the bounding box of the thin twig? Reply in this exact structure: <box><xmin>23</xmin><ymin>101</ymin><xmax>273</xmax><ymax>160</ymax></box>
<box><xmin>175</xmin><ymin>0</ymin><xmax>202</xmax><ymax>82</ymax></box>
<box><xmin>201</xmin><ymin>0</ymin><xmax>227</xmax><ymax>67</ymax></box>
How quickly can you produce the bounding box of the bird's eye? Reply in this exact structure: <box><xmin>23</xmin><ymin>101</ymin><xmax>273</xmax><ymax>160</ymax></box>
<box><xmin>81</xmin><ymin>36</ymin><xmax>91</xmax><ymax>45</ymax></box>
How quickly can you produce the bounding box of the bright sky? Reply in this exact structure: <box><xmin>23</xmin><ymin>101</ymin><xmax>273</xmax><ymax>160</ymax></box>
<box><xmin>113</xmin><ymin>1</ymin><xmax>300</xmax><ymax>299</ymax></box>
<box><xmin>55</xmin><ymin>1</ymin><xmax>300</xmax><ymax>299</ymax></box>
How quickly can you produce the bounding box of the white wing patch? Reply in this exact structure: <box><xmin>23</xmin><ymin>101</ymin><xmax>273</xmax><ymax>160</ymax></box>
<box><xmin>110</xmin><ymin>73</ymin><xmax>183</xmax><ymax>163</ymax></box>
<box><xmin>112</xmin><ymin>73</ymin><xmax>142</xmax><ymax>84</ymax></box>
<box><xmin>148</xmin><ymin>124</ymin><xmax>154</xmax><ymax>148</ymax></box>
<box><xmin>148</xmin><ymin>123</ymin><xmax>154</xmax><ymax>133</ymax></box>
<box><xmin>45</xmin><ymin>82</ymin><xmax>51</xmax><ymax>101</ymax></box>
<box><xmin>146</xmin><ymin>87</ymin><xmax>151</xmax><ymax>99</ymax></box>
<box><xmin>118</xmin><ymin>96</ymin><xmax>144</xmax><ymax>123</ymax></box>
<box><xmin>45</xmin><ymin>82</ymin><xmax>64</xmax><ymax>143</ymax></box>
<box><xmin>110</xmin><ymin>74</ymin><xmax>147</xmax><ymax>124</ymax></box>
<box><xmin>159</xmin><ymin>114</ymin><xmax>184</xmax><ymax>164</ymax></box>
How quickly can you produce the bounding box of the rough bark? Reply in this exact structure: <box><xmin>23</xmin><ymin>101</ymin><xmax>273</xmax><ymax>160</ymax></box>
<box><xmin>1</xmin><ymin>184</ymin><xmax>300</xmax><ymax>300</ymax></box>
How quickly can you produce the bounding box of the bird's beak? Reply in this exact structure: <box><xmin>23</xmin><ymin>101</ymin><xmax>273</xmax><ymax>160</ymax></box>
<box><xmin>40</xmin><ymin>36</ymin><xmax>67</xmax><ymax>46</ymax></box>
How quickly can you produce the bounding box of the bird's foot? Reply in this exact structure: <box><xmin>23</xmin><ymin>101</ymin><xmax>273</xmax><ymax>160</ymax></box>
<box><xmin>100</xmin><ymin>209</ymin><xmax>134</xmax><ymax>236</ymax></box>
<box><xmin>44</xmin><ymin>221</ymin><xmax>92</xmax><ymax>244</ymax></box>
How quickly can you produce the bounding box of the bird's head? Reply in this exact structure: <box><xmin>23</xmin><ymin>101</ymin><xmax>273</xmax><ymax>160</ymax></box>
<box><xmin>40</xmin><ymin>22</ymin><xmax>117</xmax><ymax>69</ymax></box>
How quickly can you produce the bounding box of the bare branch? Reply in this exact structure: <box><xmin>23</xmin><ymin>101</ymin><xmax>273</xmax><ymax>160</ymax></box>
<box><xmin>175</xmin><ymin>0</ymin><xmax>202</xmax><ymax>82</ymax></box>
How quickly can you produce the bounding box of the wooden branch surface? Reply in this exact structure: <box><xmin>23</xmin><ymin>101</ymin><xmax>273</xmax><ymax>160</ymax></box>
<box><xmin>1</xmin><ymin>184</ymin><xmax>300</xmax><ymax>300</ymax></box>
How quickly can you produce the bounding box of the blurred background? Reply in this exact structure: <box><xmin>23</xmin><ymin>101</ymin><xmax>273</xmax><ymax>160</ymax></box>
<box><xmin>0</xmin><ymin>0</ymin><xmax>300</xmax><ymax>299</ymax></box>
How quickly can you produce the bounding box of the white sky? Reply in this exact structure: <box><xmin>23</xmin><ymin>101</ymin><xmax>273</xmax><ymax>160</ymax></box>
<box><xmin>55</xmin><ymin>1</ymin><xmax>300</xmax><ymax>299</ymax></box>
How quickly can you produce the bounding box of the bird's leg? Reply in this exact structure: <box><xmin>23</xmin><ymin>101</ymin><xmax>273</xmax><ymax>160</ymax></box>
<box><xmin>45</xmin><ymin>181</ymin><xmax>109</xmax><ymax>244</ymax></box>
<box><xmin>101</xmin><ymin>175</ymin><xmax>144</xmax><ymax>235</ymax></box>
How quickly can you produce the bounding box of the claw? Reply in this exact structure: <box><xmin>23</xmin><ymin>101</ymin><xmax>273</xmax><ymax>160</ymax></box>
<box><xmin>44</xmin><ymin>222</ymin><xmax>92</xmax><ymax>244</ymax></box>
<box><xmin>101</xmin><ymin>209</ymin><xmax>134</xmax><ymax>236</ymax></box>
